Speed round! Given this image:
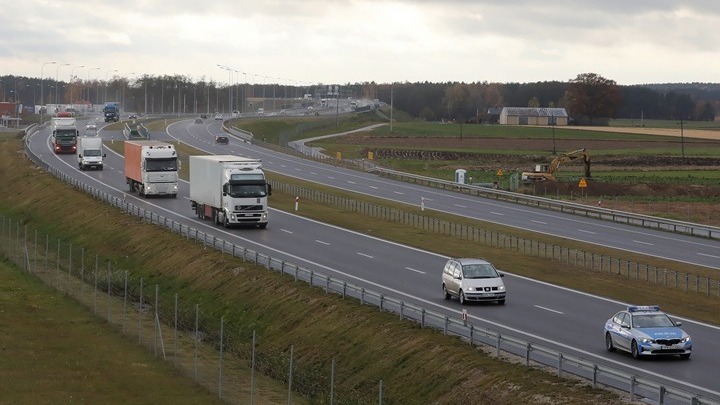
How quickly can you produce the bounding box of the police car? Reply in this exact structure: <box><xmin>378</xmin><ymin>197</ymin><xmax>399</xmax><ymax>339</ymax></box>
<box><xmin>604</xmin><ymin>305</ymin><xmax>691</xmax><ymax>359</ymax></box>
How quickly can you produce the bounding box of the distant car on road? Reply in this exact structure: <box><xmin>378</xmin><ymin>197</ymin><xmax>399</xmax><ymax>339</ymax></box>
<box><xmin>128</xmin><ymin>114</ymin><xmax>138</xmax><ymax>120</ymax></box>
<box><xmin>200</xmin><ymin>113</ymin><xmax>208</xmax><ymax>119</ymax></box>
<box><xmin>231</xmin><ymin>110</ymin><xmax>240</xmax><ymax>118</ymax></box>
<box><xmin>604</xmin><ymin>305</ymin><xmax>692</xmax><ymax>359</ymax></box>
<box><xmin>194</xmin><ymin>118</ymin><xmax>203</xmax><ymax>124</ymax></box>
<box><xmin>214</xmin><ymin>134</ymin><xmax>229</xmax><ymax>144</ymax></box>
<box><xmin>214</xmin><ymin>113</ymin><xmax>223</xmax><ymax>120</ymax></box>
<box><xmin>85</xmin><ymin>124</ymin><xmax>97</xmax><ymax>131</ymax></box>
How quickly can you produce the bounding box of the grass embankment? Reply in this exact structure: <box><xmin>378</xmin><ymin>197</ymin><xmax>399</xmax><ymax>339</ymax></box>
<box><xmin>1</xmin><ymin>137</ymin><xmax>634</xmax><ymax>402</ymax></box>
<box><xmin>0</xmin><ymin>261</ymin><xmax>223</xmax><ymax>405</ymax></box>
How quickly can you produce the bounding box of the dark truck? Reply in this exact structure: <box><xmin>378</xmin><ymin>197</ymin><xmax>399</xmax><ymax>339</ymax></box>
<box><xmin>103</xmin><ymin>102</ymin><xmax>120</xmax><ymax>122</ymax></box>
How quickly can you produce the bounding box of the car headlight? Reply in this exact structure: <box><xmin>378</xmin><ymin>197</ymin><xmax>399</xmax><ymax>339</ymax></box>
<box><xmin>681</xmin><ymin>337</ymin><xmax>691</xmax><ymax>343</ymax></box>
<box><xmin>640</xmin><ymin>338</ymin><xmax>655</xmax><ymax>344</ymax></box>
<box><xmin>466</xmin><ymin>287</ymin><xmax>476</xmax><ymax>291</ymax></box>
<box><xmin>497</xmin><ymin>285</ymin><xmax>505</xmax><ymax>291</ymax></box>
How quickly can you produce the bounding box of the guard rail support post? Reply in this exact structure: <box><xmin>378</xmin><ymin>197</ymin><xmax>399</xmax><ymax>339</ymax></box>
<box><xmin>380</xmin><ymin>294</ymin><xmax>384</xmax><ymax>311</ymax></box>
<box><xmin>557</xmin><ymin>353</ymin><xmax>563</xmax><ymax>378</ymax></box>
<box><xmin>496</xmin><ymin>333</ymin><xmax>501</xmax><ymax>357</ymax></box>
<box><xmin>630</xmin><ymin>375</ymin><xmax>636</xmax><ymax>400</ymax></box>
<box><xmin>280</xmin><ymin>260</ymin><xmax>285</xmax><ymax>274</ymax></box>
<box><xmin>361</xmin><ymin>288</ymin><xmax>365</xmax><ymax>305</ymax></box>
<box><xmin>469</xmin><ymin>325</ymin><xmax>474</xmax><ymax>345</ymax></box>
<box><xmin>326</xmin><ymin>276</ymin><xmax>330</xmax><ymax>293</ymax></box>
<box><xmin>294</xmin><ymin>265</ymin><xmax>299</xmax><ymax>281</ymax></box>
<box><xmin>659</xmin><ymin>385</ymin><xmax>666</xmax><ymax>405</ymax></box>
<box><xmin>444</xmin><ymin>316</ymin><xmax>449</xmax><ymax>335</ymax></box>
<box><xmin>420</xmin><ymin>309</ymin><xmax>426</xmax><ymax>328</ymax></box>
<box><xmin>692</xmin><ymin>397</ymin><xmax>699</xmax><ymax>405</ymax></box>
<box><xmin>310</xmin><ymin>271</ymin><xmax>314</xmax><ymax>286</ymax></box>
<box><xmin>399</xmin><ymin>301</ymin><xmax>404</xmax><ymax>320</ymax></box>
<box><xmin>342</xmin><ymin>282</ymin><xmax>347</xmax><ymax>298</ymax></box>
<box><xmin>232</xmin><ymin>244</ymin><xmax>235</xmax><ymax>258</ymax></box>
<box><xmin>592</xmin><ymin>364</ymin><xmax>598</xmax><ymax>389</ymax></box>
<box><xmin>525</xmin><ymin>343</ymin><xmax>532</xmax><ymax>367</ymax></box>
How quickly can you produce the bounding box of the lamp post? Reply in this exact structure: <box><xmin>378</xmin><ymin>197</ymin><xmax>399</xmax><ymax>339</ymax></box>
<box><xmin>105</xmin><ymin>69</ymin><xmax>117</xmax><ymax>104</ymax></box>
<box><xmin>241</xmin><ymin>72</ymin><xmax>247</xmax><ymax>113</ymax></box>
<box><xmin>10</xmin><ymin>90</ymin><xmax>19</xmax><ymax>125</ymax></box>
<box><xmin>87</xmin><ymin>67</ymin><xmax>100</xmax><ymax>108</ymax></box>
<box><xmin>55</xmin><ymin>63</ymin><xmax>70</xmax><ymax>109</ymax></box>
<box><xmin>39</xmin><ymin>61</ymin><xmax>56</xmax><ymax>123</ymax></box>
<box><xmin>70</xmin><ymin>65</ymin><xmax>85</xmax><ymax>107</ymax></box>
<box><xmin>217</xmin><ymin>64</ymin><xmax>232</xmax><ymax>113</ymax></box>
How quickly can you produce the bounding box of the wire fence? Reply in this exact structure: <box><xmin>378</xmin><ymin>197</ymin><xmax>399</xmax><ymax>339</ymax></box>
<box><xmin>273</xmin><ymin>181</ymin><xmax>720</xmax><ymax>299</ymax></box>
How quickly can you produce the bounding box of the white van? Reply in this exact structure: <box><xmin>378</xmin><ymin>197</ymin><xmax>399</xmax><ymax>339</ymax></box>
<box><xmin>442</xmin><ymin>258</ymin><xmax>506</xmax><ymax>305</ymax></box>
<box><xmin>77</xmin><ymin>137</ymin><xmax>105</xmax><ymax>170</ymax></box>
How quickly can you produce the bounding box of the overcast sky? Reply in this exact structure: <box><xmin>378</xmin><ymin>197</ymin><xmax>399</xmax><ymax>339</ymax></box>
<box><xmin>3</xmin><ymin>1</ymin><xmax>720</xmax><ymax>87</ymax></box>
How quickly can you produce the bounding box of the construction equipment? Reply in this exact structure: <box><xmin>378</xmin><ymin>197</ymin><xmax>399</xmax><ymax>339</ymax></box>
<box><xmin>521</xmin><ymin>148</ymin><xmax>591</xmax><ymax>183</ymax></box>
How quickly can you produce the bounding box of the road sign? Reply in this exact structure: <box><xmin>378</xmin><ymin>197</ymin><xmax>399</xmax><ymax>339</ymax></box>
<box><xmin>578</xmin><ymin>177</ymin><xmax>588</xmax><ymax>188</ymax></box>
<box><xmin>496</xmin><ymin>169</ymin><xmax>504</xmax><ymax>176</ymax></box>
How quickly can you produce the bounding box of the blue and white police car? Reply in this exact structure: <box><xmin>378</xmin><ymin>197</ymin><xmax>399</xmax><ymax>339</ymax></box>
<box><xmin>604</xmin><ymin>305</ymin><xmax>691</xmax><ymax>359</ymax></box>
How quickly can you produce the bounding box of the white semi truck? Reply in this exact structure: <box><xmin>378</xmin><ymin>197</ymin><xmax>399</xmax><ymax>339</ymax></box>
<box><xmin>124</xmin><ymin>140</ymin><xmax>179</xmax><ymax>198</ymax></box>
<box><xmin>76</xmin><ymin>136</ymin><xmax>105</xmax><ymax>170</ymax></box>
<box><xmin>189</xmin><ymin>155</ymin><xmax>271</xmax><ymax>228</ymax></box>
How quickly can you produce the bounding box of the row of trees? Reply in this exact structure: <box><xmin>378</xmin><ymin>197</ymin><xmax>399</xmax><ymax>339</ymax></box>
<box><xmin>1</xmin><ymin>73</ymin><xmax>717</xmax><ymax>123</ymax></box>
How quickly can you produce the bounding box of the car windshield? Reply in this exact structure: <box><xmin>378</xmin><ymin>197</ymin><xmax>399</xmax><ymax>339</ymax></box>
<box><xmin>84</xmin><ymin>149</ymin><xmax>102</xmax><ymax>157</ymax></box>
<box><xmin>462</xmin><ymin>263</ymin><xmax>499</xmax><ymax>279</ymax></box>
<box><xmin>632</xmin><ymin>314</ymin><xmax>675</xmax><ymax>328</ymax></box>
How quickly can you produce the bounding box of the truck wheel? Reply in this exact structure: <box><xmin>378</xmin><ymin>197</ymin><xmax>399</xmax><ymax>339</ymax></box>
<box><xmin>139</xmin><ymin>185</ymin><xmax>145</xmax><ymax>196</ymax></box>
<box><xmin>214</xmin><ymin>209</ymin><xmax>221</xmax><ymax>225</ymax></box>
<box><xmin>223</xmin><ymin>215</ymin><xmax>230</xmax><ymax>228</ymax></box>
<box><xmin>128</xmin><ymin>181</ymin><xmax>134</xmax><ymax>192</ymax></box>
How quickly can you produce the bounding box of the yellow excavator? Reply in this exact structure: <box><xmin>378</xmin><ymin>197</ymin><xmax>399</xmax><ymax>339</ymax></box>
<box><xmin>521</xmin><ymin>148</ymin><xmax>591</xmax><ymax>183</ymax></box>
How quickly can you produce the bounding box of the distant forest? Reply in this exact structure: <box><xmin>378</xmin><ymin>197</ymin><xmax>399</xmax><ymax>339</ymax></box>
<box><xmin>2</xmin><ymin>73</ymin><xmax>719</xmax><ymax>124</ymax></box>
<box><xmin>362</xmin><ymin>80</ymin><xmax>720</xmax><ymax>124</ymax></box>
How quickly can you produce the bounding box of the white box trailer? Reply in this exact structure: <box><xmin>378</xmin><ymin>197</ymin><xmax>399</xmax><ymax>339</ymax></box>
<box><xmin>189</xmin><ymin>155</ymin><xmax>271</xmax><ymax>228</ymax></box>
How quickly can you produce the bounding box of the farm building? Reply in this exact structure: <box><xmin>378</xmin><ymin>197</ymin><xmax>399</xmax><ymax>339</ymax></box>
<box><xmin>499</xmin><ymin>107</ymin><xmax>569</xmax><ymax>126</ymax></box>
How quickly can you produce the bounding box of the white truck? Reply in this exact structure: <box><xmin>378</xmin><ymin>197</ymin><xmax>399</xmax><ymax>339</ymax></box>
<box><xmin>51</xmin><ymin>117</ymin><xmax>79</xmax><ymax>154</ymax></box>
<box><xmin>76</xmin><ymin>136</ymin><xmax>105</xmax><ymax>170</ymax></box>
<box><xmin>189</xmin><ymin>155</ymin><xmax>271</xmax><ymax>228</ymax></box>
<box><xmin>124</xmin><ymin>140</ymin><xmax>179</xmax><ymax>198</ymax></box>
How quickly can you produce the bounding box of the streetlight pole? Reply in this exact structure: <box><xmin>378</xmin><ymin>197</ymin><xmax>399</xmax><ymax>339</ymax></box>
<box><xmin>242</xmin><ymin>72</ymin><xmax>247</xmax><ymax>114</ymax></box>
<box><xmin>40</xmin><ymin>61</ymin><xmax>56</xmax><ymax>123</ymax></box>
<box><xmin>70</xmin><ymin>65</ymin><xmax>85</xmax><ymax>107</ymax></box>
<box><xmin>105</xmin><ymin>69</ymin><xmax>117</xmax><ymax>104</ymax></box>
<box><xmin>217</xmin><ymin>64</ymin><xmax>231</xmax><ymax>113</ymax></box>
<box><xmin>55</xmin><ymin>63</ymin><xmax>70</xmax><ymax>109</ymax></box>
<box><xmin>87</xmin><ymin>67</ymin><xmax>99</xmax><ymax>109</ymax></box>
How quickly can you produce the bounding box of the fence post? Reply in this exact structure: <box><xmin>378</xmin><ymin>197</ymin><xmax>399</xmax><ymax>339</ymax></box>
<box><xmin>154</xmin><ymin>284</ymin><xmax>159</xmax><ymax>356</ymax></box>
<box><xmin>194</xmin><ymin>304</ymin><xmax>199</xmax><ymax>383</ymax></box>
<box><xmin>174</xmin><ymin>293</ymin><xmax>178</xmax><ymax>367</ymax></box>
<box><xmin>330</xmin><ymin>359</ymin><xmax>335</xmax><ymax>405</ymax></box>
<box><xmin>107</xmin><ymin>262</ymin><xmax>111</xmax><ymax>322</ymax></box>
<box><xmin>218</xmin><ymin>317</ymin><xmax>224</xmax><ymax>400</ymax></box>
<box><xmin>251</xmin><ymin>329</ymin><xmax>256</xmax><ymax>405</ymax></box>
<box><xmin>138</xmin><ymin>278</ymin><xmax>144</xmax><ymax>344</ymax></box>
<box><xmin>288</xmin><ymin>345</ymin><xmax>294</xmax><ymax>405</ymax></box>
<box><xmin>557</xmin><ymin>353</ymin><xmax>563</xmax><ymax>378</ymax></box>
<box><xmin>123</xmin><ymin>271</ymin><xmax>128</xmax><ymax>336</ymax></box>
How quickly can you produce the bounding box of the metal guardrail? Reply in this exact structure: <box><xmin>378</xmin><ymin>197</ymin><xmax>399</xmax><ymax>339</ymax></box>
<box><xmin>20</xmin><ymin>132</ymin><xmax>720</xmax><ymax>404</ymax></box>
<box><xmin>371</xmin><ymin>167</ymin><xmax>720</xmax><ymax>240</ymax></box>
